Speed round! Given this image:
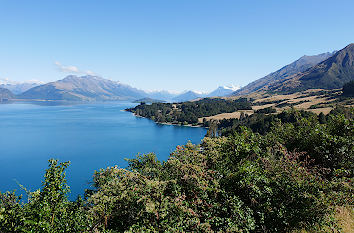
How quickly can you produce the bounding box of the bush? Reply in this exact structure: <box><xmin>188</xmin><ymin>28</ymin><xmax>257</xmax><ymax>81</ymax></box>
<box><xmin>1</xmin><ymin>108</ymin><xmax>352</xmax><ymax>232</ymax></box>
<box><xmin>0</xmin><ymin>160</ymin><xmax>90</xmax><ymax>232</ymax></box>
<box><xmin>342</xmin><ymin>80</ymin><xmax>354</xmax><ymax>97</ymax></box>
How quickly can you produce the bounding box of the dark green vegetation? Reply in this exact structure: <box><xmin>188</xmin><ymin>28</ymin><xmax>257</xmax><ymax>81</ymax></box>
<box><xmin>0</xmin><ymin>160</ymin><xmax>89</xmax><ymax>232</ymax></box>
<box><xmin>126</xmin><ymin>98</ymin><xmax>252</xmax><ymax>125</ymax></box>
<box><xmin>218</xmin><ymin>109</ymin><xmax>316</xmax><ymax>135</ymax></box>
<box><xmin>297</xmin><ymin>44</ymin><xmax>354</xmax><ymax>90</ymax></box>
<box><xmin>1</xmin><ymin>108</ymin><xmax>353</xmax><ymax>232</ymax></box>
<box><xmin>343</xmin><ymin>80</ymin><xmax>354</xmax><ymax>97</ymax></box>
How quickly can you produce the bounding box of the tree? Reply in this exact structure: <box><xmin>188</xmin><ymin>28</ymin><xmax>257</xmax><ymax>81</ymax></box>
<box><xmin>318</xmin><ymin>112</ymin><xmax>326</xmax><ymax>124</ymax></box>
<box><xmin>0</xmin><ymin>159</ymin><xmax>90</xmax><ymax>232</ymax></box>
<box><xmin>342</xmin><ymin>80</ymin><xmax>354</xmax><ymax>97</ymax></box>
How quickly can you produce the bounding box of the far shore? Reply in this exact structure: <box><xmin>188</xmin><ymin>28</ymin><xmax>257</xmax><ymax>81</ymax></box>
<box><xmin>126</xmin><ymin>110</ymin><xmax>208</xmax><ymax>129</ymax></box>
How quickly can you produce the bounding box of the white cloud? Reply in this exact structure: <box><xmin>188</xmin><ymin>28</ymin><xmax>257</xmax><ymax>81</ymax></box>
<box><xmin>54</xmin><ymin>61</ymin><xmax>96</xmax><ymax>76</ymax></box>
<box><xmin>85</xmin><ymin>70</ymin><xmax>96</xmax><ymax>75</ymax></box>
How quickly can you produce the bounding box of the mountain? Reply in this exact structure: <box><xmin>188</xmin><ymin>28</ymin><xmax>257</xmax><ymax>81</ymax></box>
<box><xmin>133</xmin><ymin>97</ymin><xmax>166</xmax><ymax>103</ymax></box>
<box><xmin>0</xmin><ymin>79</ymin><xmax>43</xmax><ymax>94</ymax></box>
<box><xmin>266</xmin><ymin>43</ymin><xmax>354</xmax><ymax>92</ymax></box>
<box><xmin>233</xmin><ymin>51</ymin><xmax>336</xmax><ymax>96</ymax></box>
<box><xmin>19</xmin><ymin>75</ymin><xmax>147</xmax><ymax>101</ymax></box>
<box><xmin>171</xmin><ymin>86</ymin><xmax>240</xmax><ymax>102</ymax></box>
<box><xmin>0</xmin><ymin>87</ymin><xmax>15</xmax><ymax>101</ymax></box>
<box><xmin>207</xmin><ymin>85</ymin><xmax>240</xmax><ymax>97</ymax></box>
<box><xmin>145</xmin><ymin>90</ymin><xmax>178</xmax><ymax>101</ymax></box>
<box><xmin>172</xmin><ymin>91</ymin><xmax>204</xmax><ymax>102</ymax></box>
<box><xmin>17</xmin><ymin>74</ymin><xmax>241</xmax><ymax>102</ymax></box>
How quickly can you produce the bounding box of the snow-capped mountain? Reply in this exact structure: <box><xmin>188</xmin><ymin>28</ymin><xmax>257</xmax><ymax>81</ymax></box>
<box><xmin>144</xmin><ymin>90</ymin><xmax>178</xmax><ymax>101</ymax></box>
<box><xmin>13</xmin><ymin>74</ymin><xmax>240</xmax><ymax>102</ymax></box>
<box><xmin>0</xmin><ymin>78</ymin><xmax>44</xmax><ymax>94</ymax></box>
<box><xmin>206</xmin><ymin>85</ymin><xmax>240</xmax><ymax>97</ymax></box>
<box><xmin>171</xmin><ymin>85</ymin><xmax>240</xmax><ymax>102</ymax></box>
<box><xmin>172</xmin><ymin>91</ymin><xmax>205</xmax><ymax>102</ymax></box>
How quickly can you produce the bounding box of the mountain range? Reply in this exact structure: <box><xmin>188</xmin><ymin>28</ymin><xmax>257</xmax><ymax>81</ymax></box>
<box><xmin>0</xmin><ymin>79</ymin><xmax>43</xmax><ymax>95</ymax></box>
<box><xmin>234</xmin><ymin>43</ymin><xmax>354</xmax><ymax>95</ymax></box>
<box><xmin>16</xmin><ymin>75</ymin><xmax>239</xmax><ymax>102</ymax></box>
<box><xmin>19</xmin><ymin>75</ymin><xmax>147</xmax><ymax>101</ymax></box>
<box><xmin>233</xmin><ymin>52</ymin><xmax>336</xmax><ymax>95</ymax></box>
<box><xmin>2</xmin><ymin>43</ymin><xmax>353</xmax><ymax>102</ymax></box>
<box><xmin>266</xmin><ymin>43</ymin><xmax>354</xmax><ymax>92</ymax></box>
<box><xmin>172</xmin><ymin>85</ymin><xmax>240</xmax><ymax>102</ymax></box>
<box><xmin>0</xmin><ymin>87</ymin><xmax>15</xmax><ymax>100</ymax></box>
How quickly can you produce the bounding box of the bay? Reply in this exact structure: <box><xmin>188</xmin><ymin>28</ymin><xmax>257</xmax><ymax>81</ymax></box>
<box><xmin>0</xmin><ymin>102</ymin><xmax>207</xmax><ymax>199</ymax></box>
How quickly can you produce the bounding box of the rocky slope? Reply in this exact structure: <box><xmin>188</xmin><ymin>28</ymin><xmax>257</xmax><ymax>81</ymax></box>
<box><xmin>233</xmin><ymin>51</ymin><xmax>336</xmax><ymax>95</ymax></box>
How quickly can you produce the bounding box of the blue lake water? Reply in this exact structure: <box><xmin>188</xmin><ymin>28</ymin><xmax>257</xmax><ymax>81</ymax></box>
<box><xmin>0</xmin><ymin>102</ymin><xmax>206</xmax><ymax>199</ymax></box>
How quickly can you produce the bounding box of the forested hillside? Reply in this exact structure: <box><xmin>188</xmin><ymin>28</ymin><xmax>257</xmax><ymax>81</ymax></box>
<box><xmin>126</xmin><ymin>98</ymin><xmax>252</xmax><ymax>125</ymax></box>
<box><xmin>1</xmin><ymin>107</ymin><xmax>353</xmax><ymax>232</ymax></box>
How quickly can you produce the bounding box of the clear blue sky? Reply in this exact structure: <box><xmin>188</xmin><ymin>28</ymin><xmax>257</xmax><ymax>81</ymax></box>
<box><xmin>0</xmin><ymin>0</ymin><xmax>353</xmax><ymax>92</ymax></box>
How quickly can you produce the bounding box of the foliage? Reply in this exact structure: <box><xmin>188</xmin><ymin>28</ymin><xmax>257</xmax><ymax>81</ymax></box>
<box><xmin>88</xmin><ymin>149</ymin><xmax>256</xmax><ymax>232</ymax></box>
<box><xmin>219</xmin><ymin>108</ymin><xmax>315</xmax><ymax>135</ymax></box>
<box><xmin>254</xmin><ymin>106</ymin><xmax>276</xmax><ymax>114</ymax></box>
<box><xmin>342</xmin><ymin>80</ymin><xmax>354</xmax><ymax>97</ymax></box>
<box><xmin>0</xmin><ymin>108</ymin><xmax>353</xmax><ymax>232</ymax></box>
<box><xmin>126</xmin><ymin>98</ymin><xmax>252</xmax><ymax>125</ymax></box>
<box><xmin>202</xmin><ymin>130</ymin><xmax>334</xmax><ymax>232</ymax></box>
<box><xmin>0</xmin><ymin>159</ymin><xmax>90</xmax><ymax>232</ymax></box>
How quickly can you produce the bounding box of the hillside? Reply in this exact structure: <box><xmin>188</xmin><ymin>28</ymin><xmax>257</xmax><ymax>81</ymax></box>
<box><xmin>0</xmin><ymin>87</ymin><xmax>15</xmax><ymax>100</ymax></box>
<box><xmin>264</xmin><ymin>43</ymin><xmax>354</xmax><ymax>93</ymax></box>
<box><xmin>233</xmin><ymin>52</ymin><xmax>335</xmax><ymax>96</ymax></box>
<box><xmin>0</xmin><ymin>79</ymin><xmax>43</xmax><ymax>94</ymax></box>
<box><xmin>127</xmin><ymin>98</ymin><xmax>252</xmax><ymax>125</ymax></box>
<box><xmin>3</xmin><ymin>107</ymin><xmax>352</xmax><ymax>232</ymax></box>
<box><xmin>19</xmin><ymin>75</ymin><xmax>147</xmax><ymax>101</ymax></box>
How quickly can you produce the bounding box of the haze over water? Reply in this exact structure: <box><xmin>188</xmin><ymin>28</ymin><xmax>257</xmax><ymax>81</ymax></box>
<box><xmin>0</xmin><ymin>102</ymin><xmax>206</xmax><ymax>198</ymax></box>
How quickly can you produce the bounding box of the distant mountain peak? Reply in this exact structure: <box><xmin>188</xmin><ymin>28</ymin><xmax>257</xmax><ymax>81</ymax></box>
<box><xmin>218</xmin><ymin>85</ymin><xmax>240</xmax><ymax>91</ymax></box>
<box><xmin>62</xmin><ymin>75</ymin><xmax>108</xmax><ymax>82</ymax></box>
<box><xmin>206</xmin><ymin>85</ymin><xmax>240</xmax><ymax>97</ymax></box>
<box><xmin>0</xmin><ymin>78</ymin><xmax>44</xmax><ymax>94</ymax></box>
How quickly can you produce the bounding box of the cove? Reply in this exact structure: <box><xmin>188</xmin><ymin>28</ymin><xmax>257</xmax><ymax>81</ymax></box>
<box><xmin>0</xmin><ymin>102</ymin><xmax>207</xmax><ymax>199</ymax></box>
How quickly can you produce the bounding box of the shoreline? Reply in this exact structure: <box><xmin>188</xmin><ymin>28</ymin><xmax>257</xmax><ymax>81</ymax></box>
<box><xmin>126</xmin><ymin>110</ymin><xmax>208</xmax><ymax>129</ymax></box>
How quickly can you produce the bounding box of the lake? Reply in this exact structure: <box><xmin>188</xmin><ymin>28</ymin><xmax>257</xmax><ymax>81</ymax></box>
<box><xmin>0</xmin><ymin>102</ymin><xmax>207</xmax><ymax>199</ymax></box>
